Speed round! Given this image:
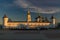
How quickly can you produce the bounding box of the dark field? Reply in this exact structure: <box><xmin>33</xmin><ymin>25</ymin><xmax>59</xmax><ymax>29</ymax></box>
<box><xmin>0</xmin><ymin>30</ymin><xmax>60</xmax><ymax>40</ymax></box>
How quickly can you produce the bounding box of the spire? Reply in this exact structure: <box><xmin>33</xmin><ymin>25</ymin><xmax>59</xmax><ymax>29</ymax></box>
<box><xmin>27</xmin><ymin>8</ymin><xmax>30</xmax><ymax>15</ymax></box>
<box><xmin>3</xmin><ymin>14</ymin><xmax>8</xmax><ymax>18</ymax></box>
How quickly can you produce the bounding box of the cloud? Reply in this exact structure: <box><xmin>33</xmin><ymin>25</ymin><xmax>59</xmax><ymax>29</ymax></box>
<box><xmin>30</xmin><ymin>7</ymin><xmax>60</xmax><ymax>14</ymax></box>
<box><xmin>14</xmin><ymin>0</ymin><xmax>60</xmax><ymax>14</ymax></box>
<box><xmin>14</xmin><ymin>0</ymin><xmax>32</xmax><ymax>8</ymax></box>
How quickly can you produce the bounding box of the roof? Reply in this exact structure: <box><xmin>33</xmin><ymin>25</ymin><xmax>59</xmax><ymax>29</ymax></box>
<box><xmin>51</xmin><ymin>16</ymin><xmax>55</xmax><ymax>19</ymax></box>
<box><xmin>35</xmin><ymin>16</ymin><xmax>42</xmax><ymax>19</ymax></box>
<box><xmin>8</xmin><ymin>21</ymin><xmax>51</xmax><ymax>23</ymax></box>
<box><xmin>3</xmin><ymin>14</ymin><xmax>8</xmax><ymax>18</ymax></box>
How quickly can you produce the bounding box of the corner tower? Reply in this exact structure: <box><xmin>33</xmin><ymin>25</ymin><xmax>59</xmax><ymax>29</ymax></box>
<box><xmin>51</xmin><ymin>15</ymin><xmax>56</xmax><ymax>28</ymax></box>
<box><xmin>27</xmin><ymin>10</ymin><xmax>31</xmax><ymax>22</ymax></box>
<box><xmin>3</xmin><ymin>14</ymin><xmax>8</xmax><ymax>27</ymax></box>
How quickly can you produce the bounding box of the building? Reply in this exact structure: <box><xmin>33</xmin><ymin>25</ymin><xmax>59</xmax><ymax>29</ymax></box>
<box><xmin>3</xmin><ymin>10</ymin><xmax>56</xmax><ymax>28</ymax></box>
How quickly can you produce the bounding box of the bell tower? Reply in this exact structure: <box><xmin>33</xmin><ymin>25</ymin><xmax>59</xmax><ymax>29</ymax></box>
<box><xmin>27</xmin><ymin>9</ymin><xmax>31</xmax><ymax>22</ymax></box>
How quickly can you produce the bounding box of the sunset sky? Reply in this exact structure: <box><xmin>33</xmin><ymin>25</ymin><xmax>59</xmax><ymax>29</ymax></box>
<box><xmin>0</xmin><ymin>0</ymin><xmax>60</xmax><ymax>24</ymax></box>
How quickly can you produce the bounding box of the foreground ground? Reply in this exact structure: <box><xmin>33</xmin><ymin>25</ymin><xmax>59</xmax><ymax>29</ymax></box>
<box><xmin>0</xmin><ymin>30</ymin><xmax>60</xmax><ymax>40</ymax></box>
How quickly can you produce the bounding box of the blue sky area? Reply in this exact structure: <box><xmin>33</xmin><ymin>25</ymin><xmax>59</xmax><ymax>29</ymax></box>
<box><xmin>0</xmin><ymin>0</ymin><xmax>60</xmax><ymax>24</ymax></box>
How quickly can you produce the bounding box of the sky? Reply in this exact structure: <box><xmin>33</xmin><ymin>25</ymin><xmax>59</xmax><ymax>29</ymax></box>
<box><xmin>0</xmin><ymin>0</ymin><xmax>60</xmax><ymax>24</ymax></box>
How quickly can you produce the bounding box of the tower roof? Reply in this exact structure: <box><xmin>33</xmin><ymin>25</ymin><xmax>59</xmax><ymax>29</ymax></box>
<box><xmin>35</xmin><ymin>16</ymin><xmax>42</xmax><ymax>19</ymax></box>
<box><xmin>27</xmin><ymin>10</ymin><xmax>30</xmax><ymax>15</ymax></box>
<box><xmin>3</xmin><ymin>14</ymin><xmax>8</xmax><ymax>18</ymax></box>
<box><xmin>51</xmin><ymin>15</ymin><xmax>55</xmax><ymax>19</ymax></box>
